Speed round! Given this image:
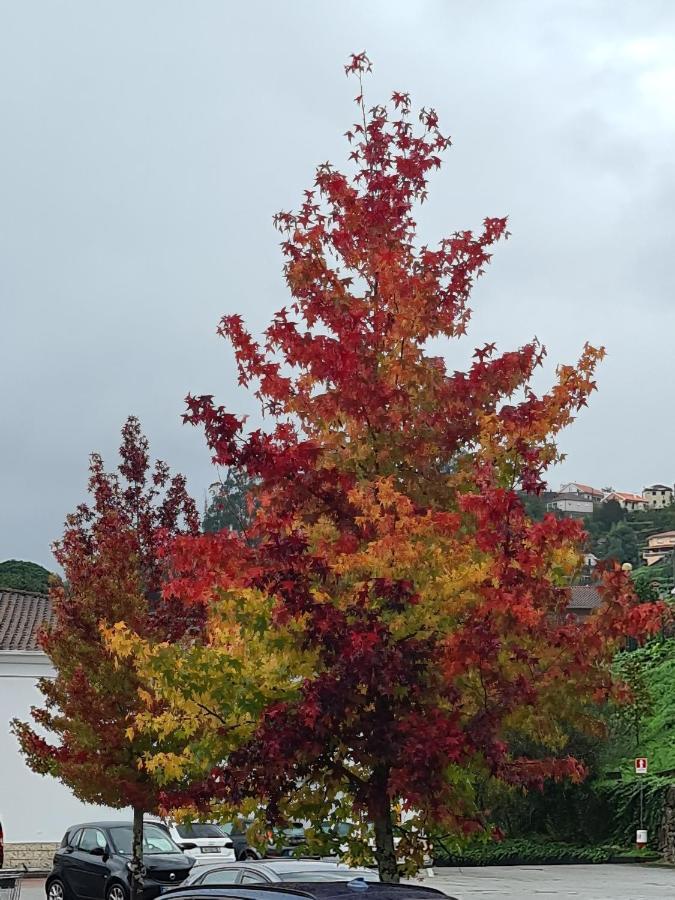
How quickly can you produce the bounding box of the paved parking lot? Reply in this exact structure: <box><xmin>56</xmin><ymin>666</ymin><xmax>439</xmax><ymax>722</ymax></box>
<box><xmin>18</xmin><ymin>866</ymin><xmax>675</xmax><ymax>900</ymax></box>
<box><xmin>431</xmin><ymin>864</ymin><xmax>675</xmax><ymax>899</ymax></box>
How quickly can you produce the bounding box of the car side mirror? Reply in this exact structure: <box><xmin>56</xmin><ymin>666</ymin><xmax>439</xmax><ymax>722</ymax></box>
<box><xmin>179</xmin><ymin>842</ymin><xmax>197</xmax><ymax>851</ymax></box>
<box><xmin>90</xmin><ymin>847</ymin><xmax>108</xmax><ymax>858</ymax></box>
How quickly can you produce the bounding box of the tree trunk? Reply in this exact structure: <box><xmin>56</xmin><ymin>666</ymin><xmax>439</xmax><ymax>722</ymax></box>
<box><xmin>129</xmin><ymin>807</ymin><xmax>145</xmax><ymax>900</ymax></box>
<box><xmin>371</xmin><ymin>770</ymin><xmax>398</xmax><ymax>883</ymax></box>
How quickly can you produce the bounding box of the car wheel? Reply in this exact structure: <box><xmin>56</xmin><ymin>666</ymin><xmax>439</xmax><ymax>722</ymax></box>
<box><xmin>242</xmin><ymin>849</ymin><xmax>259</xmax><ymax>860</ymax></box>
<box><xmin>106</xmin><ymin>883</ymin><xmax>128</xmax><ymax>900</ymax></box>
<box><xmin>47</xmin><ymin>881</ymin><xmax>67</xmax><ymax>900</ymax></box>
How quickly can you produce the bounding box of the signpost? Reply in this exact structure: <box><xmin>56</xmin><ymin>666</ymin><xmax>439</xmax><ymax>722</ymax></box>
<box><xmin>635</xmin><ymin>758</ymin><xmax>648</xmax><ymax>848</ymax></box>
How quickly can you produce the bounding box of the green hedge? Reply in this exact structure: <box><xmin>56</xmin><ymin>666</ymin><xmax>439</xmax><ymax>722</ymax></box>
<box><xmin>433</xmin><ymin>838</ymin><xmax>659</xmax><ymax>867</ymax></box>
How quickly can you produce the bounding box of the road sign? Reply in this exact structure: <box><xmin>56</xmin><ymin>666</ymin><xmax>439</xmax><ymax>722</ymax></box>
<box><xmin>635</xmin><ymin>757</ymin><xmax>648</xmax><ymax>775</ymax></box>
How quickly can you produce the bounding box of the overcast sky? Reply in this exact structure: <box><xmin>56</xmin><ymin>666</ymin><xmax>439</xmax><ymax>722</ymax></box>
<box><xmin>2</xmin><ymin>1</ymin><xmax>674</xmax><ymax>569</ymax></box>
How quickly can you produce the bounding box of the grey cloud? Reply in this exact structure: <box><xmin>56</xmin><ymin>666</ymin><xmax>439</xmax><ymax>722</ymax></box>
<box><xmin>1</xmin><ymin>0</ymin><xmax>674</xmax><ymax>567</ymax></box>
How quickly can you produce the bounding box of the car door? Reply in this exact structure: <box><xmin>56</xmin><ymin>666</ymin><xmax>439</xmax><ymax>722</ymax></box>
<box><xmin>73</xmin><ymin>828</ymin><xmax>110</xmax><ymax>900</ymax></box>
<box><xmin>57</xmin><ymin>829</ymin><xmax>84</xmax><ymax>898</ymax></box>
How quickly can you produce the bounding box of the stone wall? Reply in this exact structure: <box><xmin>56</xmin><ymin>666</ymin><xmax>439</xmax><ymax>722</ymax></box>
<box><xmin>659</xmin><ymin>785</ymin><xmax>675</xmax><ymax>862</ymax></box>
<box><xmin>3</xmin><ymin>842</ymin><xmax>58</xmax><ymax>872</ymax></box>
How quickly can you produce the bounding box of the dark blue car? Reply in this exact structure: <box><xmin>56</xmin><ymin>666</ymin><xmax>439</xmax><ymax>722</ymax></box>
<box><xmin>162</xmin><ymin>880</ymin><xmax>457</xmax><ymax>900</ymax></box>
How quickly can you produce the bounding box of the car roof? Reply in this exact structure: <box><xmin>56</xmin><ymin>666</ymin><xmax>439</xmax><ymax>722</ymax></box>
<box><xmin>165</xmin><ymin>884</ymin><xmax>447</xmax><ymax>900</ymax></box>
<box><xmin>203</xmin><ymin>861</ymin><xmax>373</xmax><ymax>874</ymax></box>
<box><xmin>66</xmin><ymin>822</ymin><xmax>134</xmax><ymax>830</ymax></box>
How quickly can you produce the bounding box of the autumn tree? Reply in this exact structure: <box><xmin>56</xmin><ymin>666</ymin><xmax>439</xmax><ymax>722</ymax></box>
<box><xmin>13</xmin><ymin>417</ymin><xmax>199</xmax><ymax>900</ymax></box>
<box><xmin>110</xmin><ymin>56</ymin><xmax>661</xmax><ymax>881</ymax></box>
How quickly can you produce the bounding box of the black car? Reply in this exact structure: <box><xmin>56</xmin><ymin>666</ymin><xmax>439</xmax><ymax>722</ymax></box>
<box><xmin>46</xmin><ymin>821</ymin><xmax>195</xmax><ymax>900</ymax></box>
<box><xmin>222</xmin><ymin>822</ymin><xmax>310</xmax><ymax>861</ymax></box>
<box><xmin>219</xmin><ymin>823</ymin><xmax>260</xmax><ymax>862</ymax></box>
<box><xmin>162</xmin><ymin>882</ymin><xmax>455</xmax><ymax>900</ymax></box>
<box><xmin>264</xmin><ymin>825</ymin><xmax>311</xmax><ymax>860</ymax></box>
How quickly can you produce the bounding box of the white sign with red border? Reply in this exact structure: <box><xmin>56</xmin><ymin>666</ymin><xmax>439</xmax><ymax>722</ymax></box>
<box><xmin>635</xmin><ymin>757</ymin><xmax>648</xmax><ymax>775</ymax></box>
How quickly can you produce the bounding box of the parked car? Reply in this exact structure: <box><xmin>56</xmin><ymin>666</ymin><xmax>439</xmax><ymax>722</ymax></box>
<box><xmin>264</xmin><ymin>824</ymin><xmax>311</xmax><ymax>859</ymax></box>
<box><xmin>162</xmin><ymin>880</ymin><xmax>455</xmax><ymax>900</ymax></box>
<box><xmin>149</xmin><ymin>821</ymin><xmax>235</xmax><ymax>865</ymax></box>
<box><xmin>220</xmin><ymin>821</ymin><xmax>260</xmax><ymax>861</ymax></box>
<box><xmin>182</xmin><ymin>860</ymin><xmax>379</xmax><ymax>886</ymax></box>
<box><xmin>221</xmin><ymin>821</ymin><xmax>310</xmax><ymax>861</ymax></box>
<box><xmin>46</xmin><ymin>821</ymin><xmax>195</xmax><ymax>900</ymax></box>
<box><xmin>0</xmin><ymin>817</ymin><xmax>4</xmax><ymax>869</ymax></box>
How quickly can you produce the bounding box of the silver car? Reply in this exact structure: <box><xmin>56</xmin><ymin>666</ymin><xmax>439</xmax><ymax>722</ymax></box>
<box><xmin>183</xmin><ymin>859</ymin><xmax>379</xmax><ymax>886</ymax></box>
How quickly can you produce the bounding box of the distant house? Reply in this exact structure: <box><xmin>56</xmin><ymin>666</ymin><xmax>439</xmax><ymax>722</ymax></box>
<box><xmin>559</xmin><ymin>483</ymin><xmax>605</xmax><ymax>501</ymax></box>
<box><xmin>547</xmin><ymin>483</ymin><xmax>604</xmax><ymax>518</ymax></box>
<box><xmin>566</xmin><ymin>584</ymin><xmax>602</xmax><ymax>621</ymax></box>
<box><xmin>603</xmin><ymin>491</ymin><xmax>647</xmax><ymax>512</ymax></box>
<box><xmin>548</xmin><ymin>493</ymin><xmax>594</xmax><ymax>517</ymax></box>
<box><xmin>643</xmin><ymin>484</ymin><xmax>674</xmax><ymax>510</ymax></box>
<box><xmin>642</xmin><ymin>531</ymin><xmax>675</xmax><ymax>566</ymax></box>
<box><xmin>0</xmin><ymin>589</ymin><xmax>123</xmax><ymax>865</ymax></box>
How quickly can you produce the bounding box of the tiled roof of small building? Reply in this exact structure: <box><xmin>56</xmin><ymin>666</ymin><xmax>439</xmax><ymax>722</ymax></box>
<box><xmin>0</xmin><ymin>589</ymin><xmax>53</xmax><ymax>651</ymax></box>
<box><xmin>568</xmin><ymin>585</ymin><xmax>602</xmax><ymax>610</ymax></box>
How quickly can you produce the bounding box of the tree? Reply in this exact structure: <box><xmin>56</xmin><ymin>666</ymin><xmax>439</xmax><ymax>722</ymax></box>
<box><xmin>592</xmin><ymin>499</ymin><xmax>625</xmax><ymax>529</ymax></box>
<box><xmin>601</xmin><ymin>523</ymin><xmax>640</xmax><ymax>567</ymax></box>
<box><xmin>110</xmin><ymin>55</ymin><xmax>661</xmax><ymax>881</ymax></box>
<box><xmin>12</xmin><ymin>417</ymin><xmax>199</xmax><ymax>900</ymax></box>
<box><xmin>519</xmin><ymin>493</ymin><xmax>548</xmax><ymax>522</ymax></box>
<box><xmin>202</xmin><ymin>469</ymin><xmax>253</xmax><ymax>533</ymax></box>
<box><xmin>0</xmin><ymin>559</ymin><xmax>52</xmax><ymax>593</ymax></box>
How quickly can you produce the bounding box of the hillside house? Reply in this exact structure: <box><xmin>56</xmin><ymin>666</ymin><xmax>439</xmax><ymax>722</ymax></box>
<box><xmin>603</xmin><ymin>491</ymin><xmax>647</xmax><ymax>512</ymax></box>
<box><xmin>642</xmin><ymin>531</ymin><xmax>675</xmax><ymax>566</ymax></box>
<box><xmin>559</xmin><ymin>482</ymin><xmax>605</xmax><ymax>501</ymax></box>
<box><xmin>547</xmin><ymin>483</ymin><xmax>604</xmax><ymax>518</ymax></box>
<box><xmin>643</xmin><ymin>484</ymin><xmax>674</xmax><ymax>510</ymax></box>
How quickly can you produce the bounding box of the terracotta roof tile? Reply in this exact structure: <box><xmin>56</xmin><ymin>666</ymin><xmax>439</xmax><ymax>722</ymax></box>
<box><xmin>566</xmin><ymin>483</ymin><xmax>604</xmax><ymax>497</ymax></box>
<box><xmin>0</xmin><ymin>589</ymin><xmax>54</xmax><ymax>651</ymax></box>
<box><xmin>606</xmin><ymin>491</ymin><xmax>645</xmax><ymax>504</ymax></box>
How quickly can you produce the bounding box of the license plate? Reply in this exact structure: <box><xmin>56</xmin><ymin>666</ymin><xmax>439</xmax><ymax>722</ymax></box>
<box><xmin>201</xmin><ymin>847</ymin><xmax>220</xmax><ymax>854</ymax></box>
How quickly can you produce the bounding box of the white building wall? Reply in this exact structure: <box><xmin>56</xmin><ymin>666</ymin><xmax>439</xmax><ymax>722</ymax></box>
<box><xmin>552</xmin><ymin>499</ymin><xmax>593</xmax><ymax>515</ymax></box>
<box><xmin>0</xmin><ymin>652</ymin><xmax>128</xmax><ymax>843</ymax></box>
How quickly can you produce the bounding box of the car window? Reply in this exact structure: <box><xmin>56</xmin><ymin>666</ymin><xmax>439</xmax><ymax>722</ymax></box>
<box><xmin>241</xmin><ymin>872</ymin><xmax>267</xmax><ymax>884</ymax></box>
<box><xmin>175</xmin><ymin>823</ymin><xmax>225</xmax><ymax>839</ymax></box>
<box><xmin>109</xmin><ymin>824</ymin><xmax>180</xmax><ymax>855</ymax></box>
<box><xmin>199</xmin><ymin>869</ymin><xmax>240</xmax><ymax>885</ymax></box>
<box><xmin>224</xmin><ymin>818</ymin><xmax>252</xmax><ymax>836</ymax></box>
<box><xmin>64</xmin><ymin>830</ymin><xmax>82</xmax><ymax>849</ymax></box>
<box><xmin>79</xmin><ymin>829</ymin><xmax>107</xmax><ymax>854</ymax></box>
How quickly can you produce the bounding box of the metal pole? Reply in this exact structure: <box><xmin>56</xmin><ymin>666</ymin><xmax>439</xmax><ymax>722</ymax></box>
<box><xmin>640</xmin><ymin>778</ymin><xmax>644</xmax><ymax>830</ymax></box>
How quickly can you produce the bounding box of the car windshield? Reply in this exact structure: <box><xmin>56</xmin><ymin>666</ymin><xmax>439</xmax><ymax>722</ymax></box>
<box><xmin>277</xmin><ymin>871</ymin><xmax>379</xmax><ymax>883</ymax></box>
<box><xmin>175</xmin><ymin>823</ymin><xmax>225</xmax><ymax>839</ymax></box>
<box><xmin>109</xmin><ymin>824</ymin><xmax>180</xmax><ymax>855</ymax></box>
<box><xmin>222</xmin><ymin>819</ymin><xmax>252</xmax><ymax>835</ymax></box>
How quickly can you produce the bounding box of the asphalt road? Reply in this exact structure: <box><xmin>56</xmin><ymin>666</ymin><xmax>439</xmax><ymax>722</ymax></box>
<box><xmin>431</xmin><ymin>864</ymin><xmax>675</xmax><ymax>899</ymax></box>
<box><xmin>17</xmin><ymin>866</ymin><xmax>675</xmax><ymax>900</ymax></box>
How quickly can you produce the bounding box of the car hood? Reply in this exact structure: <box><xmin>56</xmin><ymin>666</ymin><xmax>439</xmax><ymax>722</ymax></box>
<box><xmin>143</xmin><ymin>853</ymin><xmax>194</xmax><ymax>869</ymax></box>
